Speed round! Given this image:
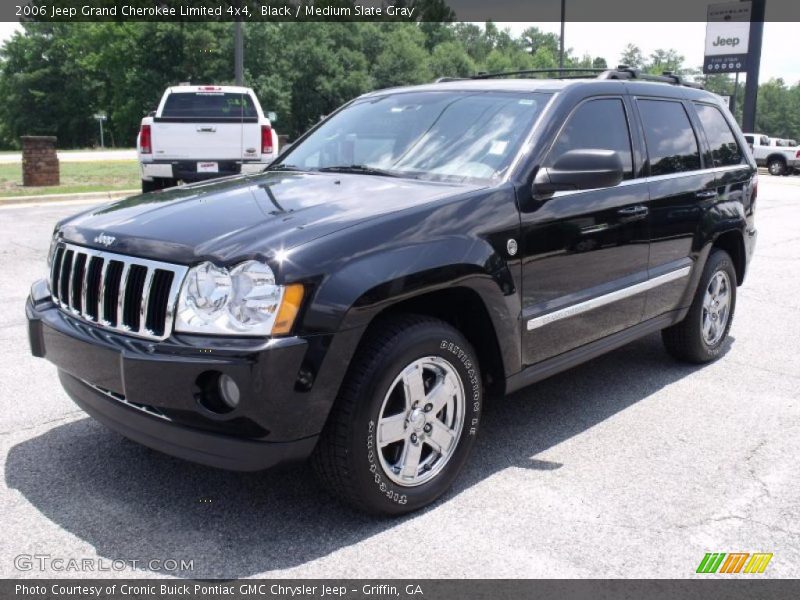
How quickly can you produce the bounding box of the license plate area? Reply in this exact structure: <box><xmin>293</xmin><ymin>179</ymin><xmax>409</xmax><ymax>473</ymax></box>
<box><xmin>197</xmin><ymin>161</ymin><xmax>219</xmax><ymax>173</ymax></box>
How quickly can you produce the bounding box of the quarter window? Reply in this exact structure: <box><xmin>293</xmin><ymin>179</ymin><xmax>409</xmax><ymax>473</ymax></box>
<box><xmin>637</xmin><ymin>99</ymin><xmax>701</xmax><ymax>176</ymax></box>
<box><xmin>694</xmin><ymin>103</ymin><xmax>744</xmax><ymax>167</ymax></box>
<box><xmin>547</xmin><ymin>98</ymin><xmax>634</xmax><ymax>180</ymax></box>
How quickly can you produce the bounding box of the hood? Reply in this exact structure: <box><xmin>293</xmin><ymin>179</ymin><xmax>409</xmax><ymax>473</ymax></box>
<box><xmin>58</xmin><ymin>171</ymin><xmax>483</xmax><ymax>264</ymax></box>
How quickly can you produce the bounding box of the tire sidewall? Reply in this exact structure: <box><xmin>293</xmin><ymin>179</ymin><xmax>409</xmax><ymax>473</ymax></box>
<box><xmin>350</xmin><ymin>323</ymin><xmax>482</xmax><ymax>514</ymax></box>
<box><xmin>768</xmin><ymin>160</ymin><xmax>785</xmax><ymax>176</ymax></box>
<box><xmin>694</xmin><ymin>251</ymin><xmax>737</xmax><ymax>359</ymax></box>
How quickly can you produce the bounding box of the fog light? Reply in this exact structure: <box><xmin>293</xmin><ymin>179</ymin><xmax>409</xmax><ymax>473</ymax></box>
<box><xmin>218</xmin><ymin>374</ymin><xmax>240</xmax><ymax>409</ymax></box>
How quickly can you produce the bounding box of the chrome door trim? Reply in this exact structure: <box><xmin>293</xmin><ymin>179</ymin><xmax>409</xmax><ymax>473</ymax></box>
<box><xmin>526</xmin><ymin>266</ymin><xmax>692</xmax><ymax>331</ymax></box>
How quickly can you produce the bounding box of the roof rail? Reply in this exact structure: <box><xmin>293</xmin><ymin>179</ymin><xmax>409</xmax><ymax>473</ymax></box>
<box><xmin>599</xmin><ymin>65</ymin><xmax>704</xmax><ymax>89</ymax></box>
<box><xmin>432</xmin><ymin>65</ymin><xmax>704</xmax><ymax>89</ymax></box>
<box><xmin>470</xmin><ymin>68</ymin><xmax>607</xmax><ymax>80</ymax></box>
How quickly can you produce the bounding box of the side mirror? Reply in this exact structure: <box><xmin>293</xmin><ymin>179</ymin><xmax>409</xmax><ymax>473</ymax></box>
<box><xmin>266</xmin><ymin>111</ymin><xmax>277</xmax><ymax>122</ymax></box>
<box><xmin>532</xmin><ymin>149</ymin><xmax>624</xmax><ymax>198</ymax></box>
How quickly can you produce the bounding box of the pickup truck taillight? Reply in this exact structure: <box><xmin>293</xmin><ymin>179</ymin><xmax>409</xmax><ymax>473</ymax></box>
<box><xmin>139</xmin><ymin>124</ymin><xmax>152</xmax><ymax>154</ymax></box>
<box><xmin>261</xmin><ymin>125</ymin><xmax>273</xmax><ymax>154</ymax></box>
<box><xmin>796</xmin><ymin>149</ymin><xmax>800</xmax><ymax>159</ymax></box>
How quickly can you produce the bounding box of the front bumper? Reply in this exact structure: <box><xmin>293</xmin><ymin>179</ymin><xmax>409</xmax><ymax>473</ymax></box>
<box><xmin>26</xmin><ymin>282</ymin><xmax>329</xmax><ymax>471</ymax></box>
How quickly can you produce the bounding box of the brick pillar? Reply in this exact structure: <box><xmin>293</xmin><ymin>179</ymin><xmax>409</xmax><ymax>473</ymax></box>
<box><xmin>21</xmin><ymin>136</ymin><xmax>59</xmax><ymax>186</ymax></box>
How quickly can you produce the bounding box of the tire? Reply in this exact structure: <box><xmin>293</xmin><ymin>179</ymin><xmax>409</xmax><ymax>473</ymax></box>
<box><xmin>312</xmin><ymin>314</ymin><xmax>482</xmax><ymax>515</ymax></box>
<box><xmin>767</xmin><ymin>158</ymin><xmax>787</xmax><ymax>176</ymax></box>
<box><xmin>141</xmin><ymin>178</ymin><xmax>162</xmax><ymax>193</ymax></box>
<box><xmin>662</xmin><ymin>249</ymin><xmax>737</xmax><ymax>364</ymax></box>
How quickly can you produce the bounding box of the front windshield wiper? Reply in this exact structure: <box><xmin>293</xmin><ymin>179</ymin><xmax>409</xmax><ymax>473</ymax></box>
<box><xmin>266</xmin><ymin>163</ymin><xmax>303</xmax><ymax>172</ymax></box>
<box><xmin>317</xmin><ymin>165</ymin><xmax>402</xmax><ymax>178</ymax></box>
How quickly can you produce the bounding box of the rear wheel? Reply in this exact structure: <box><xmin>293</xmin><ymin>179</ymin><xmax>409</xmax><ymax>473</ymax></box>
<box><xmin>312</xmin><ymin>315</ymin><xmax>482</xmax><ymax>515</ymax></box>
<box><xmin>662</xmin><ymin>249</ymin><xmax>737</xmax><ymax>363</ymax></box>
<box><xmin>767</xmin><ymin>158</ymin><xmax>787</xmax><ymax>176</ymax></box>
<box><xmin>141</xmin><ymin>178</ymin><xmax>164</xmax><ymax>193</ymax></box>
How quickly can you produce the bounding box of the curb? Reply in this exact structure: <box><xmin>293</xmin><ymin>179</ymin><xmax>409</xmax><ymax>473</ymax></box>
<box><xmin>0</xmin><ymin>189</ymin><xmax>138</xmax><ymax>206</ymax></box>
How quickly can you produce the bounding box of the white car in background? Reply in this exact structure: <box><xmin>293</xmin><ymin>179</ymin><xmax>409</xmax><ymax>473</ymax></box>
<box><xmin>743</xmin><ymin>132</ymin><xmax>799</xmax><ymax>176</ymax></box>
<box><xmin>137</xmin><ymin>85</ymin><xmax>279</xmax><ymax>192</ymax></box>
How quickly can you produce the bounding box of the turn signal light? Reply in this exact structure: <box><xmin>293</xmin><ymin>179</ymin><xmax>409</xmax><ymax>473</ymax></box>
<box><xmin>272</xmin><ymin>284</ymin><xmax>304</xmax><ymax>336</ymax></box>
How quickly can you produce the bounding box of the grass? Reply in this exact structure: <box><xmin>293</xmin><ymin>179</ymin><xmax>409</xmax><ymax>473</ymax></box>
<box><xmin>0</xmin><ymin>160</ymin><xmax>139</xmax><ymax>197</ymax></box>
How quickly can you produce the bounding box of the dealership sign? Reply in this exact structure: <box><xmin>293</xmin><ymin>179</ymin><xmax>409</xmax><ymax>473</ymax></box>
<box><xmin>704</xmin><ymin>1</ymin><xmax>751</xmax><ymax>74</ymax></box>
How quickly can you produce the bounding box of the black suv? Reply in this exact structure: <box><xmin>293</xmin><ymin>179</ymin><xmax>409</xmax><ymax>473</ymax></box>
<box><xmin>27</xmin><ymin>68</ymin><xmax>757</xmax><ymax>514</ymax></box>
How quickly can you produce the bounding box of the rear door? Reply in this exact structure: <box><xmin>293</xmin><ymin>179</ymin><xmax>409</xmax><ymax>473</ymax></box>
<box><xmin>151</xmin><ymin>89</ymin><xmax>262</xmax><ymax>161</ymax></box>
<box><xmin>632</xmin><ymin>97</ymin><xmax>715</xmax><ymax>320</ymax></box>
<box><xmin>519</xmin><ymin>95</ymin><xmax>651</xmax><ymax>366</ymax></box>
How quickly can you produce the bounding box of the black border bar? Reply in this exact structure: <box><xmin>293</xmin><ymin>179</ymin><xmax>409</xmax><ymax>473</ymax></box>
<box><xmin>5</xmin><ymin>0</ymin><xmax>800</xmax><ymax>23</ymax></box>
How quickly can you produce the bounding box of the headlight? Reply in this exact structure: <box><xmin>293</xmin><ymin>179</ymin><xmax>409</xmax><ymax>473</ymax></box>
<box><xmin>47</xmin><ymin>229</ymin><xmax>60</xmax><ymax>268</ymax></box>
<box><xmin>175</xmin><ymin>260</ymin><xmax>303</xmax><ymax>336</ymax></box>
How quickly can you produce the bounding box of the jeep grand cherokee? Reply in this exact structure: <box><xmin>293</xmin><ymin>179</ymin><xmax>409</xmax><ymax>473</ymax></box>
<box><xmin>27</xmin><ymin>67</ymin><xmax>757</xmax><ymax>515</ymax></box>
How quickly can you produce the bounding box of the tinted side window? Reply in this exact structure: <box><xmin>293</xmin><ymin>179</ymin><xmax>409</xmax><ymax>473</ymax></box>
<box><xmin>637</xmin><ymin>99</ymin><xmax>701</xmax><ymax>176</ymax></box>
<box><xmin>693</xmin><ymin>104</ymin><xmax>743</xmax><ymax>167</ymax></box>
<box><xmin>548</xmin><ymin>98</ymin><xmax>634</xmax><ymax>179</ymax></box>
<box><xmin>743</xmin><ymin>135</ymin><xmax>754</xmax><ymax>144</ymax></box>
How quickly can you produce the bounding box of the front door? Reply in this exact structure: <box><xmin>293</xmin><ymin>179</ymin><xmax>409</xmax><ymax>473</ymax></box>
<box><xmin>519</xmin><ymin>96</ymin><xmax>650</xmax><ymax>366</ymax></box>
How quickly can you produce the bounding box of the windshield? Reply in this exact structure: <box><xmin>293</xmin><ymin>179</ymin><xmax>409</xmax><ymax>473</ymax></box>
<box><xmin>277</xmin><ymin>91</ymin><xmax>551</xmax><ymax>183</ymax></box>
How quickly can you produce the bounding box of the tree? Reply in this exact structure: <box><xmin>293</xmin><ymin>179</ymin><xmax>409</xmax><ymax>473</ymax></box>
<box><xmin>520</xmin><ymin>27</ymin><xmax>559</xmax><ymax>57</ymax></box>
<box><xmin>619</xmin><ymin>43</ymin><xmax>644</xmax><ymax>69</ymax></box>
<box><xmin>429</xmin><ymin>41</ymin><xmax>475</xmax><ymax>78</ymax></box>
<box><xmin>372</xmin><ymin>25</ymin><xmax>431</xmax><ymax>88</ymax></box>
<box><xmin>646</xmin><ymin>49</ymin><xmax>685</xmax><ymax>75</ymax></box>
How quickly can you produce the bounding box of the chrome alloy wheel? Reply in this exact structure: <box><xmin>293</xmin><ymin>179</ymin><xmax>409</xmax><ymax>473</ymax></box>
<box><xmin>701</xmin><ymin>270</ymin><xmax>731</xmax><ymax>346</ymax></box>
<box><xmin>376</xmin><ymin>356</ymin><xmax>465</xmax><ymax>487</ymax></box>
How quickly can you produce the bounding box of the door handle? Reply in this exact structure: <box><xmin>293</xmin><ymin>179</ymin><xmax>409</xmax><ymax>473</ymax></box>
<box><xmin>196</xmin><ymin>126</ymin><xmax>216</xmax><ymax>133</ymax></box>
<box><xmin>695</xmin><ymin>190</ymin><xmax>718</xmax><ymax>199</ymax></box>
<box><xmin>617</xmin><ymin>205</ymin><xmax>649</xmax><ymax>217</ymax></box>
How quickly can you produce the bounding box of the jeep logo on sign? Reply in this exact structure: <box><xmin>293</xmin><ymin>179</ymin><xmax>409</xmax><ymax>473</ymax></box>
<box><xmin>712</xmin><ymin>36</ymin><xmax>740</xmax><ymax>47</ymax></box>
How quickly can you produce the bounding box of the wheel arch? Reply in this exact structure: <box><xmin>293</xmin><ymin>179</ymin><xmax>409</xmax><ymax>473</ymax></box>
<box><xmin>766</xmin><ymin>153</ymin><xmax>787</xmax><ymax>165</ymax></box>
<box><xmin>356</xmin><ymin>286</ymin><xmax>510</xmax><ymax>397</ymax></box>
<box><xmin>712</xmin><ymin>229</ymin><xmax>746</xmax><ymax>285</ymax></box>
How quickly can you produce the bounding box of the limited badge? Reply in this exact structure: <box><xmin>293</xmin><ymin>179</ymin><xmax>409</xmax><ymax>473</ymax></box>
<box><xmin>507</xmin><ymin>239</ymin><xmax>518</xmax><ymax>256</ymax></box>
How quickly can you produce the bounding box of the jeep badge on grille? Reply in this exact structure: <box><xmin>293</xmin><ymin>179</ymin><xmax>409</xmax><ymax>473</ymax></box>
<box><xmin>93</xmin><ymin>233</ymin><xmax>116</xmax><ymax>247</ymax></box>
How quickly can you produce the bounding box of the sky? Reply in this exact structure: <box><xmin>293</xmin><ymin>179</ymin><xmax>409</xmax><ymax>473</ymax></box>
<box><xmin>0</xmin><ymin>21</ymin><xmax>797</xmax><ymax>85</ymax></box>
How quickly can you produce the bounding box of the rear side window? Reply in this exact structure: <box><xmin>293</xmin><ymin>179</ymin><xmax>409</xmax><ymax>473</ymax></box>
<box><xmin>743</xmin><ymin>135</ymin><xmax>754</xmax><ymax>144</ymax></box>
<box><xmin>694</xmin><ymin>103</ymin><xmax>744</xmax><ymax>167</ymax></box>
<box><xmin>547</xmin><ymin>98</ymin><xmax>634</xmax><ymax>179</ymax></box>
<box><xmin>637</xmin><ymin>99</ymin><xmax>701</xmax><ymax>176</ymax></box>
<box><xmin>161</xmin><ymin>92</ymin><xmax>258</xmax><ymax>120</ymax></box>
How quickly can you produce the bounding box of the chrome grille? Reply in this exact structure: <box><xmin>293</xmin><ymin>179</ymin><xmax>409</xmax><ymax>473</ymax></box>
<box><xmin>50</xmin><ymin>242</ymin><xmax>188</xmax><ymax>341</ymax></box>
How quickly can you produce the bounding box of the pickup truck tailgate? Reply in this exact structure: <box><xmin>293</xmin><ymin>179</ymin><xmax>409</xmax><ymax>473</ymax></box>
<box><xmin>151</xmin><ymin>90</ymin><xmax>263</xmax><ymax>161</ymax></box>
<box><xmin>151</xmin><ymin>121</ymin><xmax>261</xmax><ymax>160</ymax></box>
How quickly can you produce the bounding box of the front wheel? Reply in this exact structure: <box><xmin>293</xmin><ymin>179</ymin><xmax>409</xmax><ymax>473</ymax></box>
<box><xmin>662</xmin><ymin>249</ymin><xmax>737</xmax><ymax>363</ymax></box>
<box><xmin>312</xmin><ymin>315</ymin><xmax>482</xmax><ymax>515</ymax></box>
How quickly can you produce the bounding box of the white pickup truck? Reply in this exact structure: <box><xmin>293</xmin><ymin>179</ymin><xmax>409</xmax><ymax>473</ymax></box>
<box><xmin>137</xmin><ymin>85</ymin><xmax>279</xmax><ymax>192</ymax></box>
<box><xmin>743</xmin><ymin>132</ymin><xmax>799</xmax><ymax>176</ymax></box>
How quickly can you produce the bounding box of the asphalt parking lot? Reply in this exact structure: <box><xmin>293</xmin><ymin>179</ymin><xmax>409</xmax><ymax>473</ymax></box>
<box><xmin>1</xmin><ymin>177</ymin><xmax>798</xmax><ymax>579</ymax></box>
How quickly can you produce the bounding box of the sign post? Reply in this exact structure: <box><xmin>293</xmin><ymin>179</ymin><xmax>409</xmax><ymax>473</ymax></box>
<box><xmin>93</xmin><ymin>112</ymin><xmax>107</xmax><ymax>149</ymax></box>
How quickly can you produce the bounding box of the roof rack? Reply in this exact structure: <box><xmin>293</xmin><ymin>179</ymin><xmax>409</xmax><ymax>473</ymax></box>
<box><xmin>471</xmin><ymin>68</ymin><xmax>607</xmax><ymax>80</ymax></box>
<box><xmin>433</xmin><ymin>65</ymin><xmax>704</xmax><ymax>90</ymax></box>
<box><xmin>599</xmin><ymin>65</ymin><xmax>704</xmax><ymax>89</ymax></box>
